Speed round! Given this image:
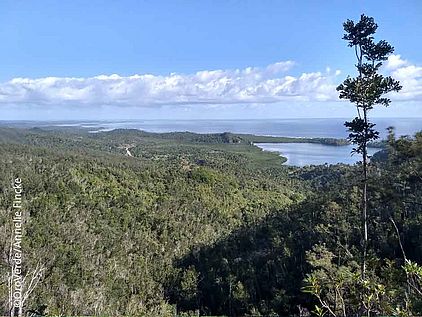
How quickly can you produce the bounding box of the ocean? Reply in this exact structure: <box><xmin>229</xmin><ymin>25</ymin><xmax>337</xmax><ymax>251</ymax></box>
<box><xmin>49</xmin><ymin>117</ymin><xmax>421</xmax><ymax>139</ymax></box>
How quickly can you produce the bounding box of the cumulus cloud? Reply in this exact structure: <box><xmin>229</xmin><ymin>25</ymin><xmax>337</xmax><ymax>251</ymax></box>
<box><xmin>0</xmin><ymin>61</ymin><xmax>342</xmax><ymax>108</ymax></box>
<box><xmin>384</xmin><ymin>54</ymin><xmax>422</xmax><ymax>101</ymax></box>
<box><xmin>386</xmin><ymin>54</ymin><xmax>408</xmax><ymax>69</ymax></box>
<box><xmin>0</xmin><ymin>56</ymin><xmax>418</xmax><ymax>109</ymax></box>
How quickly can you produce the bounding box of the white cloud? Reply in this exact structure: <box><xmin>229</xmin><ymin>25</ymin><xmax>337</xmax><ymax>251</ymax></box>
<box><xmin>384</xmin><ymin>54</ymin><xmax>422</xmax><ymax>102</ymax></box>
<box><xmin>386</xmin><ymin>54</ymin><xmax>408</xmax><ymax>70</ymax></box>
<box><xmin>0</xmin><ymin>61</ymin><xmax>341</xmax><ymax>108</ymax></box>
<box><xmin>265</xmin><ymin>61</ymin><xmax>296</xmax><ymax>74</ymax></box>
<box><xmin>0</xmin><ymin>56</ymin><xmax>419</xmax><ymax>109</ymax></box>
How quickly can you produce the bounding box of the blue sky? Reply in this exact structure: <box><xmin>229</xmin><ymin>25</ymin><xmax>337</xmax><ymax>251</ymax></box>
<box><xmin>0</xmin><ymin>0</ymin><xmax>421</xmax><ymax>120</ymax></box>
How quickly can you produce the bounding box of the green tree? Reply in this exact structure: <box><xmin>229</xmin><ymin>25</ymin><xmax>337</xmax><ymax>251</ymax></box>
<box><xmin>336</xmin><ymin>14</ymin><xmax>402</xmax><ymax>278</ymax></box>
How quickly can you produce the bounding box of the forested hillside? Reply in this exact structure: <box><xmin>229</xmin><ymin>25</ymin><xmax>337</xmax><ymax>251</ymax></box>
<box><xmin>0</xmin><ymin>127</ymin><xmax>421</xmax><ymax>316</ymax></box>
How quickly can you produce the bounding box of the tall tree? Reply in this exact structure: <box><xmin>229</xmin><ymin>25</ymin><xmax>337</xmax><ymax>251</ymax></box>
<box><xmin>336</xmin><ymin>14</ymin><xmax>402</xmax><ymax>278</ymax></box>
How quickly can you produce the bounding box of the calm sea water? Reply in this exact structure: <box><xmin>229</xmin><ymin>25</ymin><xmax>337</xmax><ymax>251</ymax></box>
<box><xmin>63</xmin><ymin>118</ymin><xmax>422</xmax><ymax>139</ymax></box>
<box><xmin>255</xmin><ymin>143</ymin><xmax>379</xmax><ymax>166</ymax></box>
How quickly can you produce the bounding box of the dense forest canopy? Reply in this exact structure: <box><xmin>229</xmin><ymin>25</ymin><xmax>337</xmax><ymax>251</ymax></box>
<box><xmin>0</xmin><ymin>125</ymin><xmax>421</xmax><ymax>316</ymax></box>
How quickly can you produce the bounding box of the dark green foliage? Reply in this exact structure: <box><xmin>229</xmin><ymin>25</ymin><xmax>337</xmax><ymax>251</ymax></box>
<box><xmin>0</xmin><ymin>127</ymin><xmax>300</xmax><ymax>316</ymax></box>
<box><xmin>337</xmin><ymin>14</ymin><xmax>402</xmax><ymax>155</ymax></box>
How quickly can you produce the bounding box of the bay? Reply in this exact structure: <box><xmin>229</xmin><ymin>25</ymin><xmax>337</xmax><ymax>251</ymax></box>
<box><xmin>255</xmin><ymin>142</ymin><xmax>379</xmax><ymax>167</ymax></box>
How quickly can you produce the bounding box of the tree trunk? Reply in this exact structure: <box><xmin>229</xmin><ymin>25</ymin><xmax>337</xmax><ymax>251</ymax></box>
<box><xmin>362</xmin><ymin>109</ymin><xmax>369</xmax><ymax>280</ymax></box>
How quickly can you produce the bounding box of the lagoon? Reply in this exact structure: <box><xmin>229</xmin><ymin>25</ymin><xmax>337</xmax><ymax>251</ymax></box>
<box><xmin>255</xmin><ymin>142</ymin><xmax>379</xmax><ymax>166</ymax></box>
